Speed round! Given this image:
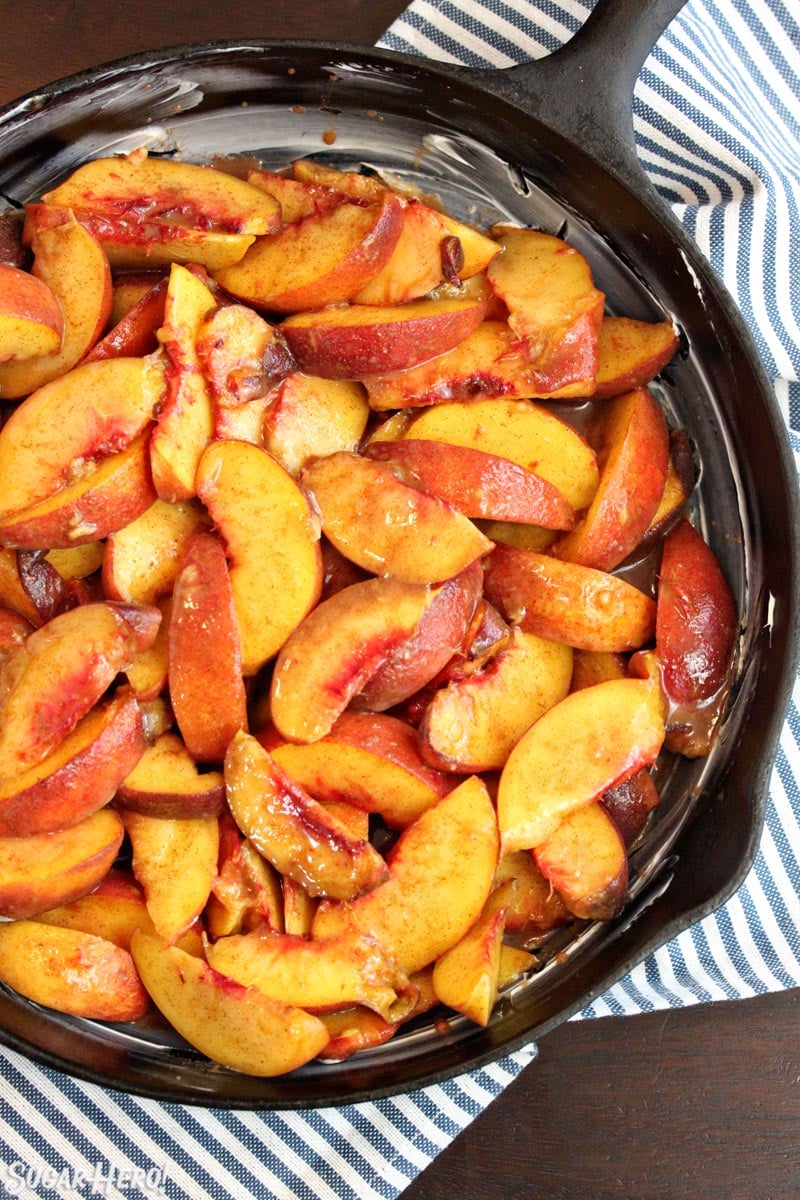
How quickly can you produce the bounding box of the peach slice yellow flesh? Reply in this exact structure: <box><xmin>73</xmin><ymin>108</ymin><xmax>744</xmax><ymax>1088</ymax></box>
<box><xmin>594</xmin><ymin>315</ymin><xmax>679</xmax><ymax>399</ymax></box>
<box><xmin>0</xmin><ymin>601</ymin><xmax>159</xmax><ymax>777</ymax></box>
<box><xmin>0</xmin><ymin>263</ymin><xmax>64</xmax><ymax>362</ymax></box>
<box><xmin>0</xmin><ymin>353</ymin><xmax>165</xmax><ymax>521</ymax></box>
<box><xmin>534</xmin><ymin>801</ymin><xmax>629</xmax><ymax>920</ymax></box>
<box><xmin>224</xmin><ymin>731</ymin><xmax>389</xmax><ymax>901</ymax></box>
<box><xmin>301</xmin><ymin>450</ymin><xmax>491</xmax><ymax>585</ymax></box>
<box><xmin>0</xmin><ymin>807</ymin><xmax>125</xmax><ymax>919</ymax></box>
<box><xmin>123</xmin><ymin>809</ymin><xmax>219</xmax><ymax>945</ymax></box>
<box><xmin>311</xmin><ymin>775</ymin><xmax>500</xmax><ymax>974</ymax></box>
<box><xmin>280</xmin><ymin>296</ymin><xmax>488</xmax><ymax>379</ymax></box>
<box><xmin>115</xmin><ymin>731</ymin><xmax>226</xmax><ymax>820</ymax></box>
<box><xmin>195</xmin><ymin>439</ymin><xmax>322</xmax><ymax>676</ymax></box>
<box><xmin>0</xmin><ymin>687</ymin><xmax>145</xmax><ymax>837</ymax></box>
<box><xmin>432</xmin><ymin>881</ymin><xmax>512</xmax><ymax>1026</ymax></box>
<box><xmin>365</xmin><ymin>438</ymin><xmax>576</xmax><ymax>529</ymax></box>
<box><xmin>483</xmin><ymin>543</ymin><xmax>656</xmax><ymax>653</ymax></box>
<box><xmin>498</xmin><ymin>677</ymin><xmax>666</xmax><ymax>853</ymax></box>
<box><xmin>130</xmin><ymin>931</ymin><xmax>330</xmax><ymax>1076</ymax></box>
<box><xmin>206</xmin><ymin>928</ymin><xmax>413</xmax><ymax>1022</ymax></box>
<box><xmin>263</xmin><ymin>373</ymin><xmax>370</xmax><ymax>478</ymax></box>
<box><xmin>269</xmin><ymin>574</ymin><xmax>440</xmax><ymax>743</ymax></box>
<box><xmin>0</xmin><ymin>921</ymin><xmax>150</xmax><ymax>1021</ymax></box>
<box><xmin>267</xmin><ymin>711</ymin><xmax>452</xmax><ymax>829</ymax></box>
<box><xmin>42</xmin><ymin>155</ymin><xmax>282</xmax><ymax>235</ymax></box>
<box><xmin>0</xmin><ymin>213</ymin><xmax>112</xmax><ymax>399</ymax></box>
<box><xmin>102</xmin><ymin>497</ymin><xmax>208</xmax><ymax>606</ymax></box>
<box><xmin>399</xmin><ymin>397</ymin><xmax>599</xmax><ymax>512</ymax></box>
<box><xmin>214</xmin><ymin>191</ymin><xmax>404</xmax><ymax>313</ymax></box>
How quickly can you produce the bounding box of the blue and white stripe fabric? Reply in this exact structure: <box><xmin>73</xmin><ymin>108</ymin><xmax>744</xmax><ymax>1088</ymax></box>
<box><xmin>0</xmin><ymin>3</ymin><xmax>798</xmax><ymax>1198</ymax></box>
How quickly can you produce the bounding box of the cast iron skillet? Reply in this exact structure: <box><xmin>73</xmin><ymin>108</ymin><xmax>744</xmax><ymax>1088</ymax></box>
<box><xmin>0</xmin><ymin>0</ymin><xmax>797</xmax><ymax>1108</ymax></box>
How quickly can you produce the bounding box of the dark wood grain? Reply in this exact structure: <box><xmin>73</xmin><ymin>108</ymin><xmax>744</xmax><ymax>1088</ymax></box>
<box><xmin>2</xmin><ymin>4</ymin><xmax>799</xmax><ymax>1198</ymax></box>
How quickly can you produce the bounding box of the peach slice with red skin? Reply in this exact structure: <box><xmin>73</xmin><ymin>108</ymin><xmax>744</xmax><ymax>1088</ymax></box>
<box><xmin>0</xmin><ymin>263</ymin><xmax>64</xmax><ymax>362</ymax></box>
<box><xmin>130</xmin><ymin>931</ymin><xmax>330</xmax><ymax>1076</ymax></box>
<box><xmin>0</xmin><ymin>921</ymin><xmax>150</xmax><ymax>1021</ymax></box>
<box><xmin>0</xmin><ymin>687</ymin><xmax>145</xmax><ymax>837</ymax></box>
<box><xmin>266</xmin><ymin>711</ymin><xmax>453</xmax><ymax>829</ymax></box>
<box><xmin>35</xmin><ymin>879</ymin><xmax>158</xmax><ymax>950</ymax></box>
<box><xmin>168</xmin><ymin>529</ymin><xmax>248</xmax><ymax>763</ymax></box>
<box><xmin>365</xmin><ymin>438</ymin><xmax>575</xmax><ymax>529</ymax></box>
<box><xmin>399</xmin><ymin>396</ymin><xmax>599</xmax><ymax>512</ymax></box>
<box><xmin>84</xmin><ymin>275</ymin><xmax>168</xmax><ymax>362</ymax></box>
<box><xmin>0</xmin><ymin>601</ymin><xmax>159</xmax><ymax>777</ymax></box>
<box><xmin>206</xmin><ymin>928</ymin><xmax>413</xmax><ymax>1022</ymax></box>
<box><xmin>247</xmin><ymin>169</ymin><xmax>342</xmax><ymax>224</ymax></box>
<box><xmin>354</xmin><ymin>200</ymin><xmax>462</xmax><ymax>305</ymax></box>
<box><xmin>602</xmin><ymin>768</ymin><xmax>661</xmax><ymax>849</ymax></box>
<box><xmin>263</xmin><ymin>373</ymin><xmax>370</xmax><ymax>477</ymax></box>
<box><xmin>487</xmin><ymin>227</ymin><xmax>604</xmax><ymax>395</ymax></box>
<box><xmin>498</xmin><ymin>677</ymin><xmax>666</xmax><ymax>853</ymax></box>
<box><xmin>0</xmin><ymin>212</ymin><xmax>112</xmax><ymax>398</ymax></box>
<box><xmin>269</xmin><ymin>574</ymin><xmax>442</xmax><ymax>743</ymax></box>
<box><xmin>214</xmin><ymin>191</ymin><xmax>404</xmax><ymax>312</ymax></box>
<box><xmin>553</xmin><ymin>386</ymin><xmax>670</xmax><ymax>571</ymax></box>
<box><xmin>206</xmin><ymin>815</ymin><xmax>284</xmax><ymax>939</ymax></box>
<box><xmin>483</xmin><ymin>544</ymin><xmax>656</xmax><ymax>653</ymax></box>
<box><xmin>0</xmin><ymin>431</ymin><xmax>157</xmax><ymax>550</ymax></box>
<box><xmin>420</xmin><ymin>628</ymin><xmax>573</xmax><ymax>772</ymax></box>
<box><xmin>195</xmin><ymin>302</ymin><xmax>279</xmax><ymax>422</ymax></box>
<box><xmin>281</xmin><ymin>296</ymin><xmax>488</xmax><ymax>379</ymax></box>
<box><xmin>301</xmin><ymin>451</ymin><xmax>491</xmax><ymax>585</ymax></box>
<box><xmin>150</xmin><ymin>264</ymin><xmax>217</xmax><ymax>502</ymax></box>
<box><xmin>114</xmin><ymin>731</ymin><xmax>226</xmax><ymax>820</ymax></box>
<box><xmin>225</xmin><ymin>732</ymin><xmax>389</xmax><ymax>901</ymax></box>
<box><xmin>0</xmin><ymin>353</ymin><xmax>165</xmax><ymax>521</ymax></box>
<box><xmin>0</xmin><ymin>807</ymin><xmax>124</xmax><ymax>919</ymax></box>
<box><xmin>195</xmin><ymin>439</ymin><xmax>322</xmax><ymax>676</ymax></box>
<box><xmin>594</xmin><ymin>315</ymin><xmax>679</xmax><ymax>399</ymax></box>
<box><xmin>641</xmin><ymin>429</ymin><xmax>697</xmax><ymax>546</ymax></box>
<box><xmin>493</xmin><ymin>850</ymin><xmax>571</xmax><ymax>933</ymax></box>
<box><xmin>534</xmin><ymin>801</ymin><xmax>629</xmax><ymax>920</ymax></box>
<box><xmin>312</xmin><ymin>774</ymin><xmax>499</xmax><ymax>975</ymax></box>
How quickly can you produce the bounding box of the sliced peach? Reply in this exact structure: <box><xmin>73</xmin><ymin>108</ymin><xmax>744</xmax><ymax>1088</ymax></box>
<box><xmin>0</xmin><ymin>601</ymin><xmax>159</xmax><ymax>776</ymax></box>
<box><xmin>432</xmin><ymin>882</ymin><xmax>511</xmax><ymax>1025</ymax></box>
<box><xmin>103</xmin><ymin>497</ymin><xmax>207</xmax><ymax>605</ymax></box>
<box><xmin>35</xmin><ymin>883</ymin><xmax>157</xmax><ymax>950</ymax></box>
<box><xmin>168</xmin><ymin>530</ymin><xmax>248</xmax><ymax>763</ymax></box>
<box><xmin>366</xmin><ymin>438</ymin><xmax>575</xmax><ymax>529</ymax></box>
<box><xmin>420</xmin><ymin>628</ymin><xmax>573</xmax><ymax>772</ymax></box>
<box><xmin>534</xmin><ymin>802</ymin><xmax>628</xmax><ymax>920</ymax></box>
<box><xmin>84</xmin><ymin>275</ymin><xmax>168</xmax><ymax>362</ymax></box>
<box><xmin>0</xmin><ymin>213</ymin><xmax>111</xmax><ymax>398</ymax></box>
<box><xmin>570</xmin><ymin>649</ymin><xmax>628</xmax><ymax>692</ymax></box>
<box><xmin>269</xmin><ymin>575</ymin><xmax>440</xmax><ymax>743</ymax></box>
<box><xmin>354</xmin><ymin>200</ymin><xmax>462</xmax><ymax>304</ymax></box>
<box><xmin>353</xmin><ymin>559</ymin><xmax>482</xmax><ymax>712</ymax></box>
<box><xmin>312</xmin><ymin>775</ymin><xmax>499</xmax><ymax>974</ymax></box>
<box><xmin>0</xmin><ymin>353</ymin><xmax>164</xmax><ymax>521</ymax></box>
<box><xmin>0</xmin><ymin>431</ymin><xmax>156</xmax><ymax>550</ymax></box>
<box><xmin>400</xmin><ymin>397</ymin><xmax>599</xmax><ymax>511</ymax></box>
<box><xmin>195</xmin><ymin>439</ymin><xmax>322</xmax><ymax>675</ymax></box>
<box><xmin>268</xmin><ymin>711</ymin><xmax>452</xmax><ymax>829</ymax></box>
<box><xmin>0</xmin><ymin>606</ymin><xmax>34</xmax><ymax>669</ymax></box>
<box><xmin>206</xmin><ymin>817</ymin><xmax>284</xmax><ymax>939</ymax></box>
<box><xmin>0</xmin><ymin>808</ymin><xmax>124</xmax><ymax>918</ymax></box>
<box><xmin>134</xmin><ymin>932</ymin><xmax>331</xmax><ymax>1073</ymax></box>
<box><xmin>264</xmin><ymin>373</ymin><xmax>370</xmax><ymax>477</ymax></box>
<box><xmin>247</xmin><ymin>169</ymin><xmax>342</xmax><ymax>223</ymax></box>
<box><xmin>602</xmin><ymin>767</ymin><xmax>661</xmax><ymax>848</ymax></box>
<box><xmin>553</xmin><ymin>387</ymin><xmax>670</xmax><ymax>571</ymax></box>
<box><xmin>498</xmin><ymin>678</ymin><xmax>665</xmax><ymax>852</ymax></box>
<box><xmin>641</xmin><ymin>428</ymin><xmax>697</xmax><ymax>545</ymax></box>
<box><xmin>483</xmin><ymin>544</ymin><xmax>656</xmax><ymax>652</ymax></box>
<box><xmin>149</xmin><ymin>263</ymin><xmax>216</xmax><ymax>502</ymax></box>
<box><xmin>195</xmin><ymin>301</ymin><xmax>278</xmax><ymax>415</ymax></box>
<box><xmin>0</xmin><ymin>263</ymin><xmax>64</xmax><ymax>362</ymax></box>
<box><xmin>487</xmin><ymin>227</ymin><xmax>604</xmax><ymax>395</ymax></box>
<box><xmin>0</xmin><ymin>687</ymin><xmax>145</xmax><ymax>837</ymax></box>
<box><xmin>0</xmin><ymin>549</ymin><xmax>41</xmax><ymax>624</ymax></box>
<box><xmin>0</xmin><ymin>921</ymin><xmax>149</xmax><ymax>1021</ymax></box>
<box><xmin>301</xmin><ymin>450</ymin><xmax>491</xmax><ymax>585</ymax></box>
<box><xmin>594</xmin><ymin>315</ymin><xmax>679</xmax><ymax>399</ymax></box>
<box><xmin>115</xmin><ymin>731</ymin><xmax>226</xmax><ymax>820</ymax></box>
<box><xmin>206</xmin><ymin>928</ymin><xmax>412</xmax><ymax>1022</ymax></box>
<box><xmin>493</xmin><ymin>850</ymin><xmax>571</xmax><ymax>933</ymax></box>
<box><xmin>281</xmin><ymin>296</ymin><xmax>487</xmax><ymax>379</ymax></box>
<box><xmin>124</xmin><ymin>810</ymin><xmax>219</xmax><ymax>944</ymax></box>
<box><xmin>45</xmin><ymin>542</ymin><xmax>105</xmax><ymax>581</ymax></box>
<box><xmin>224</xmin><ymin>731</ymin><xmax>388</xmax><ymax>901</ymax></box>
<box><xmin>123</xmin><ymin>595</ymin><xmax>171</xmax><ymax>701</ymax></box>
<box><xmin>282</xmin><ymin>877</ymin><xmax>317</xmax><ymax>938</ymax></box>
<box><xmin>215</xmin><ymin>191</ymin><xmax>404</xmax><ymax>312</ymax></box>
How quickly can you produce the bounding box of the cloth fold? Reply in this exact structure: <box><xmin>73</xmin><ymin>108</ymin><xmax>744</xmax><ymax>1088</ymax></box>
<box><xmin>1</xmin><ymin>3</ymin><xmax>798</xmax><ymax>1198</ymax></box>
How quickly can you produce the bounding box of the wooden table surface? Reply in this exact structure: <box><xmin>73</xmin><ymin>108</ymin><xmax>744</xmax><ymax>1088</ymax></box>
<box><xmin>2</xmin><ymin>2</ymin><xmax>799</xmax><ymax>1197</ymax></box>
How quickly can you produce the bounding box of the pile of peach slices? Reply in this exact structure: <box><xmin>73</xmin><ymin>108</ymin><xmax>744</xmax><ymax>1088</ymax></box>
<box><xmin>0</xmin><ymin>152</ymin><xmax>737</xmax><ymax>1077</ymax></box>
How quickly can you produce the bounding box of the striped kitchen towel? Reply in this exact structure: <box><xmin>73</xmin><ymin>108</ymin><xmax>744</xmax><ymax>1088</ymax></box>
<box><xmin>0</xmin><ymin>3</ymin><xmax>798</xmax><ymax>1198</ymax></box>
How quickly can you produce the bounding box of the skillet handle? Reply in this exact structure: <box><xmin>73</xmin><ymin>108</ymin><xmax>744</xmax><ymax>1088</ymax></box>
<box><xmin>454</xmin><ymin>0</ymin><xmax>687</xmax><ymax>197</ymax></box>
